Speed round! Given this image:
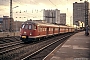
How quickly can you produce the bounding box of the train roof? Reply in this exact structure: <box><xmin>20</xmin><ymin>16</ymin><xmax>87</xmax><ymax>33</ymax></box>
<box><xmin>60</xmin><ymin>25</ymin><xmax>74</xmax><ymax>28</ymax></box>
<box><xmin>23</xmin><ymin>21</ymin><xmax>74</xmax><ymax>28</ymax></box>
<box><xmin>23</xmin><ymin>21</ymin><xmax>59</xmax><ymax>27</ymax></box>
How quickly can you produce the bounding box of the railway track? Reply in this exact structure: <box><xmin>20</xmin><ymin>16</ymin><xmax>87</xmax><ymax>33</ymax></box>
<box><xmin>0</xmin><ymin>36</ymin><xmax>22</xmax><ymax>49</ymax></box>
<box><xmin>21</xmin><ymin>33</ymin><xmax>75</xmax><ymax>60</ymax></box>
<box><xmin>0</xmin><ymin>41</ymin><xmax>22</xmax><ymax>49</ymax></box>
<box><xmin>0</xmin><ymin>33</ymin><xmax>75</xmax><ymax>60</ymax></box>
<box><xmin>0</xmin><ymin>37</ymin><xmax>23</xmax><ymax>55</ymax></box>
<box><xmin>0</xmin><ymin>43</ymin><xmax>24</xmax><ymax>54</ymax></box>
<box><xmin>0</xmin><ymin>36</ymin><xmax>20</xmax><ymax>44</ymax></box>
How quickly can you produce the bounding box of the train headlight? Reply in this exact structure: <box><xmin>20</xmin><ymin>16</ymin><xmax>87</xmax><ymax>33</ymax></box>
<box><xmin>24</xmin><ymin>32</ymin><xmax>26</xmax><ymax>34</ymax></box>
<box><xmin>30</xmin><ymin>32</ymin><xmax>32</xmax><ymax>35</ymax></box>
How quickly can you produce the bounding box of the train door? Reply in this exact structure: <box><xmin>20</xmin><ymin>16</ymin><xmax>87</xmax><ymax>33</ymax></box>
<box><xmin>53</xmin><ymin>27</ymin><xmax>55</xmax><ymax>35</ymax></box>
<box><xmin>59</xmin><ymin>27</ymin><xmax>60</xmax><ymax>34</ymax></box>
<box><xmin>46</xmin><ymin>27</ymin><xmax>49</xmax><ymax>36</ymax></box>
<box><xmin>68</xmin><ymin>28</ymin><xmax>69</xmax><ymax>32</ymax></box>
<box><xmin>65</xmin><ymin>28</ymin><xmax>66</xmax><ymax>33</ymax></box>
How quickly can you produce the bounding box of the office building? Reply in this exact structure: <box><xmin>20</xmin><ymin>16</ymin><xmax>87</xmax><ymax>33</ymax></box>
<box><xmin>43</xmin><ymin>9</ymin><xmax>60</xmax><ymax>24</ymax></box>
<box><xmin>73</xmin><ymin>2</ymin><xmax>89</xmax><ymax>27</ymax></box>
<box><xmin>60</xmin><ymin>13</ymin><xmax>66</xmax><ymax>25</ymax></box>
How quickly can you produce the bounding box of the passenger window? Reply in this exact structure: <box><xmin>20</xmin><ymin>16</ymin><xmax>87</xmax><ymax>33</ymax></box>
<box><xmin>34</xmin><ymin>26</ymin><xmax>37</xmax><ymax>29</ymax></box>
<box><xmin>40</xmin><ymin>27</ymin><xmax>42</xmax><ymax>32</ymax></box>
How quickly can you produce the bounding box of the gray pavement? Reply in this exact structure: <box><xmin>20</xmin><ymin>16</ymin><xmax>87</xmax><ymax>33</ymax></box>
<box><xmin>44</xmin><ymin>31</ymin><xmax>90</xmax><ymax>60</ymax></box>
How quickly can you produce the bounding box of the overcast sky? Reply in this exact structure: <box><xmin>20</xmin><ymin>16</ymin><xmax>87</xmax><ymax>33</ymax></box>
<box><xmin>0</xmin><ymin>0</ymin><xmax>89</xmax><ymax>25</ymax></box>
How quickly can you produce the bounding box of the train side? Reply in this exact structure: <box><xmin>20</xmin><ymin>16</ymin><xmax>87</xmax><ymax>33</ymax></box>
<box><xmin>20</xmin><ymin>21</ymin><xmax>75</xmax><ymax>43</ymax></box>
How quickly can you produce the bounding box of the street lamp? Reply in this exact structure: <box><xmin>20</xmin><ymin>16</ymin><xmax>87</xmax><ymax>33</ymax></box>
<box><xmin>13</xmin><ymin>6</ymin><xmax>19</xmax><ymax>9</ymax></box>
<box><xmin>9</xmin><ymin>5</ymin><xmax>19</xmax><ymax>32</ymax></box>
<box><xmin>80</xmin><ymin>0</ymin><xmax>89</xmax><ymax>36</ymax></box>
<box><xmin>12</xmin><ymin>6</ymin><xmax>19</xmax><ymax>18</ymax></box>
<box><xmin>13</xmin><ymin>6</ymin><xmax>19</xmax><ymax>32</ymax></box>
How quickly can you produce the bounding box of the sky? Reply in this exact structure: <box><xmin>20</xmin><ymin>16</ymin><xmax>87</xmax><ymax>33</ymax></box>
<box><xmin>0</xmin><ymin>0</ymin><xmax>89</xmax><ymax>25</ymax></box>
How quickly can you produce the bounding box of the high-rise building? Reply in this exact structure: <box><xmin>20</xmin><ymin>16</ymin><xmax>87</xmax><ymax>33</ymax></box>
<box><xmin>73</xmin><ymin>2</ymin><xmax>89</xmax><ymax>27</ymax></box>
<box><xmin>60</xmin><ymin>13</ymin><xmax>66</xmax><ymax>25</ymax></box>
<box><xmin>43</xmin><ymin>9</ymin><xmax>60</xmax><ymax>24</ymax></box>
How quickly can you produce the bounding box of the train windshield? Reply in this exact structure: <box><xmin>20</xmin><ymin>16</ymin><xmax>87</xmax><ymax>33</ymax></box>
<box><xmin>25</xmin><ymin>25</ymin><xmax>28</xmax><ymax>29</ymax></box>
<box><xmin>22</xmin><ymin>24</ymin><xmax>32</xmax><ymax>29</ymax></box>
<box><xmin>22</xmin><ymin>25</ymin><xmax>25</xmax><ymax>29</ymax></box>
<box><xmin>22</xmin><ymin>24</ymin><xmax>33</xmax><ymax>30</ymax></box>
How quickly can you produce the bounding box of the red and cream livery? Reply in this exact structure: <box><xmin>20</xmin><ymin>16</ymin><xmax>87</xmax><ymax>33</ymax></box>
<box><xmin>20</xmin><ymin>21</ymin><xmax>75</xmax><ymax>43</ymax></box>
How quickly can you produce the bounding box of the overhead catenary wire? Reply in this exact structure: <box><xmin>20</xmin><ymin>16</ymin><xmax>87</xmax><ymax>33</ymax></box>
<box><xmin>48</xmin><ymin>0</ymin><xmax>57</xmax><ymax>7</ymax></box>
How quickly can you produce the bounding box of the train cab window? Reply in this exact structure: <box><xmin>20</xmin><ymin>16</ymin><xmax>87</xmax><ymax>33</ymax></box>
<box><xmin>29</xmin><ymin>25</ymin><xmax>32</xmax><ymax>29</ymax></box>
<box><xmin>25</xmin><ymin>25</ymin><xmax>28</xmax><ymax>29</ymax></box>
<box><xmin>22</xmin><ymin>25</ymin><xmax>25</xmax><ymax>29</ymax></box>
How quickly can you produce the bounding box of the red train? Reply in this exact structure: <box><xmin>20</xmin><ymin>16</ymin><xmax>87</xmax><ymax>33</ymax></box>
<box><xmin>20</xmin><ymin>21</ymin><xmax>75</xmax><ymax>43</ymax></box>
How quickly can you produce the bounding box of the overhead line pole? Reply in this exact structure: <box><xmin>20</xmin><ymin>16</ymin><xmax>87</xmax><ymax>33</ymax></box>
<box><xmin>10</xmin><ymin>0</ymin><xmax>13</xmax><ymax>32</ymax></box>
<box><xmin>84</xmin><ymin>0</ymin><xmax>89</xmax><ymax>36</ymax></box>
<box><xmin>10</xmin><ymin>0</ymin><xmax>12</xmax><ymax>18</ymax></box>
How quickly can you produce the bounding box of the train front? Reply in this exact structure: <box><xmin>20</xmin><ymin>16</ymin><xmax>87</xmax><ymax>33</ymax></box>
<box><xmin>20</xmin><ymin>22</ymin><xmax>38</xmax><ymax>43</ymax></box>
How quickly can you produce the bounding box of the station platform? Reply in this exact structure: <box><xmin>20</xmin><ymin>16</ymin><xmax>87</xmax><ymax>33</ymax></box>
<box><xmin>43</xmin><ymin>31</ymin><xmax>90</xmax><ymax>60</ymax></box>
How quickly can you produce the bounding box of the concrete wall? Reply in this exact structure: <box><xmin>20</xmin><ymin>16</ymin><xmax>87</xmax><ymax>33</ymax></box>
<box><xmin>0</xmin><ymin>31</ymin><xmax>20</xmax><ymax>37</ymax></box>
